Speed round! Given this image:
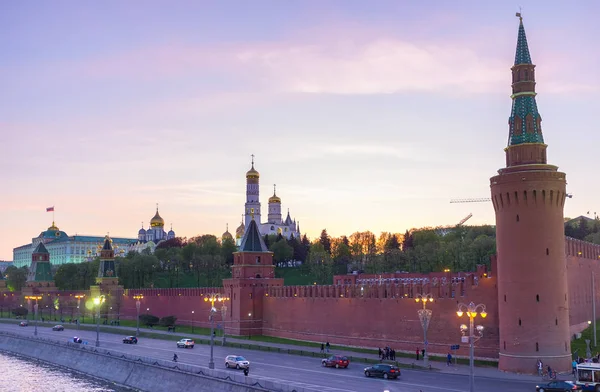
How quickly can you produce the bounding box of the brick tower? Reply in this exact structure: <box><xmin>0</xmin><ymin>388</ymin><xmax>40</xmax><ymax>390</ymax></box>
<box><xmin>491</xmin><ymin>14</ymin><xmax>571</xmax><ymax>373</ymax></box>
<box><xmin>24</xmin><ymin>242</ymin><xmax>55</xmax><ymax>291</ymax></box>
<box><xmin>90</xmin><ymin>235</ymin><xmax>123</xmax><ymax>316</ymax></box>
<box><xmin>223</xmin><ymin>217</ymin><xmax>283</xmax><ymax>336</ymax></box>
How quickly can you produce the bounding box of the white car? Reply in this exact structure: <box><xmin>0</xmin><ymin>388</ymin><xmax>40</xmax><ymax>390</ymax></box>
<box><xmin>176</xmin><ymin>338</ymin><xmax>195</xmax><ymax>348</ymax></box>
<box><xmin>225</xmin><ymin>355</ymin><xmax>250</xmax><ymax>369</ymax></box>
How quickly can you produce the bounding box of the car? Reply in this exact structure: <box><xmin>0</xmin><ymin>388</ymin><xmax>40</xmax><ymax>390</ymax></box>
<box><xmin>364</xmin><ymin>364</ymin><xmax>401</xmax><ymax>379</ymax></box>
<box><xmin>225</xmin><ymin>355</ymin><xmax>250</xmax><ymax>369</ymax></box>
<box><xmin>321</xmin><ymin>355</ymin><xmax>350</xmax><ymax>369</ymax></box>
<box><xmin>176</xmin><ymin>339</ymin><xmax>195</xmax><ymax>348</ymax></box>
<box><xmin>52</xmin><ymin>325</ymin><xmax>64</xmax><ymax>331</ymax></box>
<box><xmin>535</xmin><ymin>380</ymin><xmax>581</xmax><ymax>391</ymax></box>
<box><xmin>19</xmin><ymin>321</ymin><xmax>28</xmax><ymax>327</ymax></box>
<box><xmin>123</xmin><ymin>336</ymin><xmax>138</xmax><ymax>344</ymax></box>
<box><xmin>72</xmin><ymin>337</ymin><xmax>82</xmax><ymax>343</ymax></box>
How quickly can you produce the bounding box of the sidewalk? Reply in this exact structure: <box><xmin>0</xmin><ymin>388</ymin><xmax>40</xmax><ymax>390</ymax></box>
<box><xmin>3</xmin><ymin>318</ymin><xmax>546</xmax><ymax>382</ymax></box>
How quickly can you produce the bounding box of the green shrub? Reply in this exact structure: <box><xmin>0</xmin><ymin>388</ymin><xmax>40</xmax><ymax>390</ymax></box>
<box><xmin>12</xmin><ymin>307</ymin><xmax>28</xmax><ymax>317</ymax></box>
<box><xmin>159</xmin><ymin>316</ymin><xmax>177</xmax><ymax>327</ymax></box>
<box><xmin>139</xmin><ymin>314</ymin><xmax>159</xmax><ymax>326</ymax></box>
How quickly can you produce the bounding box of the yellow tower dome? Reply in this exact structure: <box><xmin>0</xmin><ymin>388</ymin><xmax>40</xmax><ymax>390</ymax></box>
<box><xmin>268</xmin><ymin>184</ymin><xmax>281</xmax><ymax>203</ymax></box>
<box><xmin>150</xmin><ymin>205</ymin><xmax>165</xmax><ymax>227</ymax></box>
<box><xmin>246</xmin><ymin>154</ymin><xmax>259</xmax><ymax>179</ymax></box>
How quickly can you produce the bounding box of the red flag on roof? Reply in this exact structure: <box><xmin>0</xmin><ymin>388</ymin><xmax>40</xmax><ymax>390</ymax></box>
<box><xmin>46</xmin><ymin>206</ymin><xmax>54</xmax><ymax>212</ymax></box>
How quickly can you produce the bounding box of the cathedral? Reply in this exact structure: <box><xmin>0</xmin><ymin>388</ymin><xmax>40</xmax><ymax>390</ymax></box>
<box><xmin>233</xmin><ymin>157</ymin><xmax>301</xmax><ymax>245</ymax></box>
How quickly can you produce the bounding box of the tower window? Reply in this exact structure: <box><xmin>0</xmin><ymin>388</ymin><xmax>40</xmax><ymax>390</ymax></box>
<box><xmin>536</xmin><ymin>342</ymin><xmax>539</xmax><ymax>352</ymax></box>
<box><xmin>536</xmin><ymin>294</ymin><xmax>539</xmax><ymax>302</ymax></box>
<box><xmin>519</xmin><ymin>318</ymin><xmax>522</xmax><ymax>326</ymax></box>
<box><xmin>504</xmin><ymin>294</ymin><xmax>507</xmax><ymax>302</ymax></box>
<box><xmin>556</xmin><ymin>318</ymin><xmax>558</xmax><ymax>326</ymax></box>
<box><xmin>256</xmin><ymin>256</ymin><xmax>261</xmax><ymax>264</ymax></box>
<box><xmin>504</xmin><ymin>341</ymin><xmax>506</xmax><ymax>350</ymax></box>
<box><xmin>516</xmin><ymin>214</ymin><xmax>520</xmax><ymax>222</ymax></box>
<box><xmin>546</xmin><ymin>248</ymin><xmax>549</xmax><ymax>255</ymax></box>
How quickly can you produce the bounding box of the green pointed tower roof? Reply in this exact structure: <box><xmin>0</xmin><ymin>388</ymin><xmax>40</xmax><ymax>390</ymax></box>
<box><xmin>33</xmin><ymin>242</ymin><xmax>49</xmax><ymax>255</ymax></box>
<box><xmin>102</xmin><ymin>236</ymin><xmax>113</xmax><ymax>251</ymax></box>
<box><xmin>514</xmin><ymin>15</ymin><xmax>532</xmax><ymax>65</ymax></box>
<box><xmin>508</xmin><ymin>14</ymin><xmax>544</xmax><ymax>146</ymax></box>
<box><xmin>239</xmin><ymin>218</ymin><xmax>268</xmax><ymax>252</ymax></box>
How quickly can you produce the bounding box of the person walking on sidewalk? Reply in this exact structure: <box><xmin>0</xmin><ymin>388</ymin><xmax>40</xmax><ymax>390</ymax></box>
<box><xmin>325</xmin><ymin>342</ymin><xmax>330</xmax><ymax>353</ymax></box>
<box><xmin>447</xmin><ymin>352</ymin><xmax>452</xmax><ymax>366</ymax></box>
<box><xmin>537</xmin><ymin>359</ymin><xmax>543</xmax><ymax>376</ymax></box>
<box><xmin>416</xmin><ymin>348</ymin><xmax>420</xmax><ymax>361</ymax></box>
<box><xmin>320</xmin><ymin>343</ymin><xmax>324</xmax><ymax>354</ymax></box>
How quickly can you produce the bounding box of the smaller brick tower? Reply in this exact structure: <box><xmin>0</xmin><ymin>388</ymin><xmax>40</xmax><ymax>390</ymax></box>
<box><xmin>491</xmin><ymin>14</ymin><xmax>570</xmax><ymax>373</ymax></box>
<box><xmin>24</xmin><ymin>242</ymin><xmax>55</xmax><ymax>290</ymax></box>
<box><xmin>90</xmin><ymin>235</ymin><xmax>123</xmax><ymax>302</ymax></box>
<box><xmin>223</xmin><ymin>217</ymin><xmax>283</xmax><ymax>336</ymax></box>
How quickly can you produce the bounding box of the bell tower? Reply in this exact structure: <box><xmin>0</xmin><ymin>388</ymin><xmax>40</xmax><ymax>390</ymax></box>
<box><xmin>223</xmin><ymin>217</ymin><xmax>283</xmax><ymax>336</ymax></box>
<box><xmin>490</xmin><ymin>14</ymin><xmax>571</xmax><ymax>373</ymax></box>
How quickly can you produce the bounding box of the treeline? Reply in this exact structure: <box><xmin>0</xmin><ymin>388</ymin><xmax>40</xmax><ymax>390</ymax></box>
<box><xmin>41</xmin><ymin>225</ymin><xmax>497</xmax><ymax>290</ymax></box>
<box><xmin>565</xmin><ymin>216</ymin><xmax>600</xmax><ymax>244</ymax></box>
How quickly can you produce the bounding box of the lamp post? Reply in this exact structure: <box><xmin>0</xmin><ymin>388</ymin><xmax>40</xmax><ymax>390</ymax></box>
<box><xmin>415</xmin><ymin>293</ymin><xmax>434</xmax><ymax>367</ymax></box>
<box><xmin>191</xmin><ymin>310</ymin><xmax>195</xmax><ymax>334</ymax></box>
<box><xmin>457</xmin><ymin>301</ymin><xmax>487</xmax><ymax>392</ymax></box>
<box><xmin>74</xmin><ymin>294</ymin><xmax>85</xmax><ymax>330</ymax></box>
<box><xmin>133</xmin><ymin>295</ymin><xmax>143</xmax><ymax>337</ymax></box>
<box><xmin>24</xmin><ymin>295</ymin><xmax>42</xmax><ymax>337</ymax></box>
<box><xmin>204</xmin><ymin>293</ymin><xmax>230</xmax><ymax>369</ymax></box>
<box><xmin>93</xmin><ymin>295</ymin><xmax>106</xmax><ymax>347</ymax></box>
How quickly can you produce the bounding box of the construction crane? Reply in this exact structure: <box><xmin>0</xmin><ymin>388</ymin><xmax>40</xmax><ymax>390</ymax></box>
<box><xmin>451</xmin><ymin>193</ymin><xmax>573</xmax><ymax>204</ymax></box>
<box><xmin>450</xmin><ymin>198</ymin><xmax>491</xmax><ymax>204</ymax></box>
<box><xmin>457</xmin><ymin>213</ymin><xmax>473</xmax><ymax>226</ymax></box>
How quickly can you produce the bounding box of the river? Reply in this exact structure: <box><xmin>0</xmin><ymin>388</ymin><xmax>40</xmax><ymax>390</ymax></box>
<box><xmin>0</xmin><ymin>351</ymin><xmax>137</xmax><ymax>392</ymax></box>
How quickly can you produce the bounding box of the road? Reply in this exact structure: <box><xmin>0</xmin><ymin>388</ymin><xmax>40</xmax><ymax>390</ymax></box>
<box><xmin>0</xmin><ymin>322</ymin><xmax>536</xmax><ymax>392</ymax></box>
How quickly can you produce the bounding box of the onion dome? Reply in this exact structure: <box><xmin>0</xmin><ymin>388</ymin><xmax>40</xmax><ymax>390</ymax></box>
<box><xmin>268</xmin><ymin>184</ymin><xmax>281</xmax><ymax>203</ymax></box>
<box><xmin>168</xmin><ymin>223</ymin><xmax>175</xmax><ymax>237</ymax></box>
<box><xmin>47</xmin><ymin>221</ymin><xmax>59</xmax><ymax>232</ymax></box>
<box><xmin>150</xmin><ymin>206</ymin><xmax>165</xmax><ymax>227</ymax></box>
<box><xmin>222</xmin><ymin>223</ymin><xmax>233</xmax><ymax>241</ymax></box>
<box><xmin>246</xmin><ymin>155</ymin><xmax>259</xmax><ymax>179</ymax></box>
<box><xmin>138</xmin><ymin>222</ymin><xmax>146</xmax><ymax>235</ymax></box>
<box><xmin>235</xmin><ymin>221</ymin><xmax>245</xmax><ymax>239</ymax></box>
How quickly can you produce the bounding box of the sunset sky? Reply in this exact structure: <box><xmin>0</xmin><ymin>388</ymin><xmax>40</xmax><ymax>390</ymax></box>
<box><xmin>1</xmin><ymin>1</ymin><xmax>599</xmax><ymax>260</ymax></box>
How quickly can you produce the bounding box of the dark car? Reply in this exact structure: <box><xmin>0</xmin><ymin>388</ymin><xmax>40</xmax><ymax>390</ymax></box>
<box><xmin>321</xmin><ymin>355</ymin><xmax>350</xmax><ymax>369</ymax></box>
<box><xmin>123</xmin><ymin>336</ymin><xmax>138</xmax><ymax>344</ymax></box>
<box><xmin>72</xmin><ymin>337</ymin><xmax>82</xmax><ymax>343</ymax></box>
<box><xmin>535</xmin><ymin>380</ymin><xmax>581</xmax><ymax>391</ymax></box>
<box><xmin>364</xmin><ymin>364</ymin><xmax>401</xmax><ymax>379</ymax></box>
<box><xmin>52</xmin><ymin>325</ymin><xmax>64</xmax><ymax>331</ymax></box>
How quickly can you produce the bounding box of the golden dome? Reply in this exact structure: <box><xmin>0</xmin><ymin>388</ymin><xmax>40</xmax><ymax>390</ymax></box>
<box><xmin>235</xmin><ymin>222</ymin><xmax>245</xmax><ymax>238</ymax></box>
<box><xmin>150</xmin><ymin>207</ymin><xmax>165</xmax><ymax>227</ymax></box>
<box><xmin>246</xmin><ymin>165</ymin><xmax>259</xmax><ymax>179</ymax></box>
<box><xmin>268</xmin><ymin>184</ymin><xmax>281</xmax><ymax>203</ymax></box>
<box><xmin>47</xmin><ymin>221</ymin><xmax>59</xmax><ymax>231</ymax></box>
<box><xmin>222</xmin><ymin>224</ymin><xmax>233</xmax><ymax>241</ymax></box>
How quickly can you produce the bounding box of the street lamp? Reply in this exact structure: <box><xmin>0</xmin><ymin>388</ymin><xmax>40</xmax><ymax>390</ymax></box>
<box><xmin>457</xmin><ymin>301</ymin><xmax>487</xmax><ymax>392</ymax></box>
<box><xmin>133</xmin><ymin>295</ymin><xmax>143</xmax><ymax>337</ymax></box>
<box><xmin>415</xmin><ymin>293</ymin><xmax>434</xmax><ymax>367</ymax></box>
<box><xmin>93</xmin><ymin>295</ymin><xmax>106</xmax><ymax>347</ymax></box>
<box><xmin>74</xmin><ymin>294</ymin><xmax>85</xmax><ymax>330</ymax></box>
<box><xmin>204</xmin><ymin>293</ymin><xmax>230</xmax><ymax>369</ymax></box>
<box><xmin>24</xmin><ymin>295</ymin><xmax>42</xmax><ymax>337</ymax></box>
<box><xmin>191</xmin><ymin>310</ymin><xmax>195</xmax><ymax>334</ymax></box>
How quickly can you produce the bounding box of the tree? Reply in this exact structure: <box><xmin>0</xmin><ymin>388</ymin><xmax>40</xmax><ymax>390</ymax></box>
<box><xmin>5</xmin><ymin>266</ymin><xmax>28</xmax><ymax>292</ymax></box>
<box><xmin>139</xmin><ymin>314</ymin><xmax>159</xmax><ymax>327</ymax></box>
<box><xmin>319</xmin><ymin>229</ymin><xmax>332</xmax><ymax>254</ymax></box>
<box><xmin>384</xmin><ymin>234</ymin><xmax>401</xmax><ymax>252</ymax></box>
<box><xmin>12</xmin><ymin>307</ymin><xmax>28</xmax><ymax>318</ymax></box>
<box><xmin>221</xmin><ymin>237</ymin><xmax>237</xmax><ymax>265</ymax></box>
<box><xmin>270</xmin><ymin>240</ymin><xmax>294</xmax><ymax>266</ymax></box>
<box><xmin>159</xmin><ymin>315</ymin><xmax>177</xmax><ymax>327</ymax></box>
<box><xmin>306</xmin><ymin>245</ymin><xmax>334</xmax><ymax>284</ymax></box>
<box><xmin>402</xmin><ymin>230</ymin><xmax>414</xmax><ymax>250</ymax></box>
<box><xmin>156</xmin><ymin>237</ymin><xmax>187</xmax><ymax>249</ymax></box>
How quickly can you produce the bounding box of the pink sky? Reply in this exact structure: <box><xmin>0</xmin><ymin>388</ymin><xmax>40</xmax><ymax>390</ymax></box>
<box><xmin>1</xmin><ymin>1</ymin><xmax>599</xmax><ymax>260</ymax></box>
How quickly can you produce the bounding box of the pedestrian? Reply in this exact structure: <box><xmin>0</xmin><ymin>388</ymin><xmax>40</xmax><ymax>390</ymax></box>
<box><xmin>325</xmin><ymin>342</ymin><xmax>330</xmax><ymax>353</ymax></box>
<box><xmin>416</xmin><ymin>348</ymin><xmax>420</xmax><ymax>361</ymax></box>
<box><xmin>320</xmin><ymin>343</ymin><xmax>325</xmax><ymax>354</ymax></box>
<box><xmin>421</xmin><ymin>349</ymin><xmax>425</xmax><ymax>359</ymax></box>
<box><xmin>378</xmin><ymin>348</ymin><xmax>382</xmax><ymax>360</ymax></box>
<box><xmin>537</xmin><ymin>359</ymin><xmax>543</xmax><ymax>376</ymax></box>
<box><xmin>572</xmin><ymin>359</ymin><xmax>578</xmax><ymax>376</ymax></box>
<box><xmin>391</xmin><ymin>349</ymin><xmax>396</xmax><ymax>361</ymax></box>
<box><xmin>447</xmin><ymin>352</ymin><xmax>452</xmax><ymax>366</ymax></box>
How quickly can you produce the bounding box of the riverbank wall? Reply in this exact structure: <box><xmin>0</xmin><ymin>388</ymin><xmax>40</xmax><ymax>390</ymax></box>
<box><xmin>0</xmin><ymin>332</ymin><xmax>308</xmax><ymax>392</ymax></box>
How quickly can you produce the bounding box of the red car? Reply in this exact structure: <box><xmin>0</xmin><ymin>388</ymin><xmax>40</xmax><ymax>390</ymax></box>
<box><xmin>321</xmin><ymin>355</ymin><xmax>350</xmax><ymax>369</ymax></box>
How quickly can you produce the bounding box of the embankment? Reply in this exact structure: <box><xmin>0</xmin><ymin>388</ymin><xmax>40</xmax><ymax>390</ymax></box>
<box><xmin>0</xmin><ymin>332</ymin><xmax>308</xmax><ymax>392</ymax></box>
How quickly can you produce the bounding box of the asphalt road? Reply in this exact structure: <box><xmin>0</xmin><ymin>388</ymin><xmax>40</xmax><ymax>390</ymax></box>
<box><xmin>0</xmin><ymin>322</ymin><xmax>537</xmax><ymax>392</ymax></box>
